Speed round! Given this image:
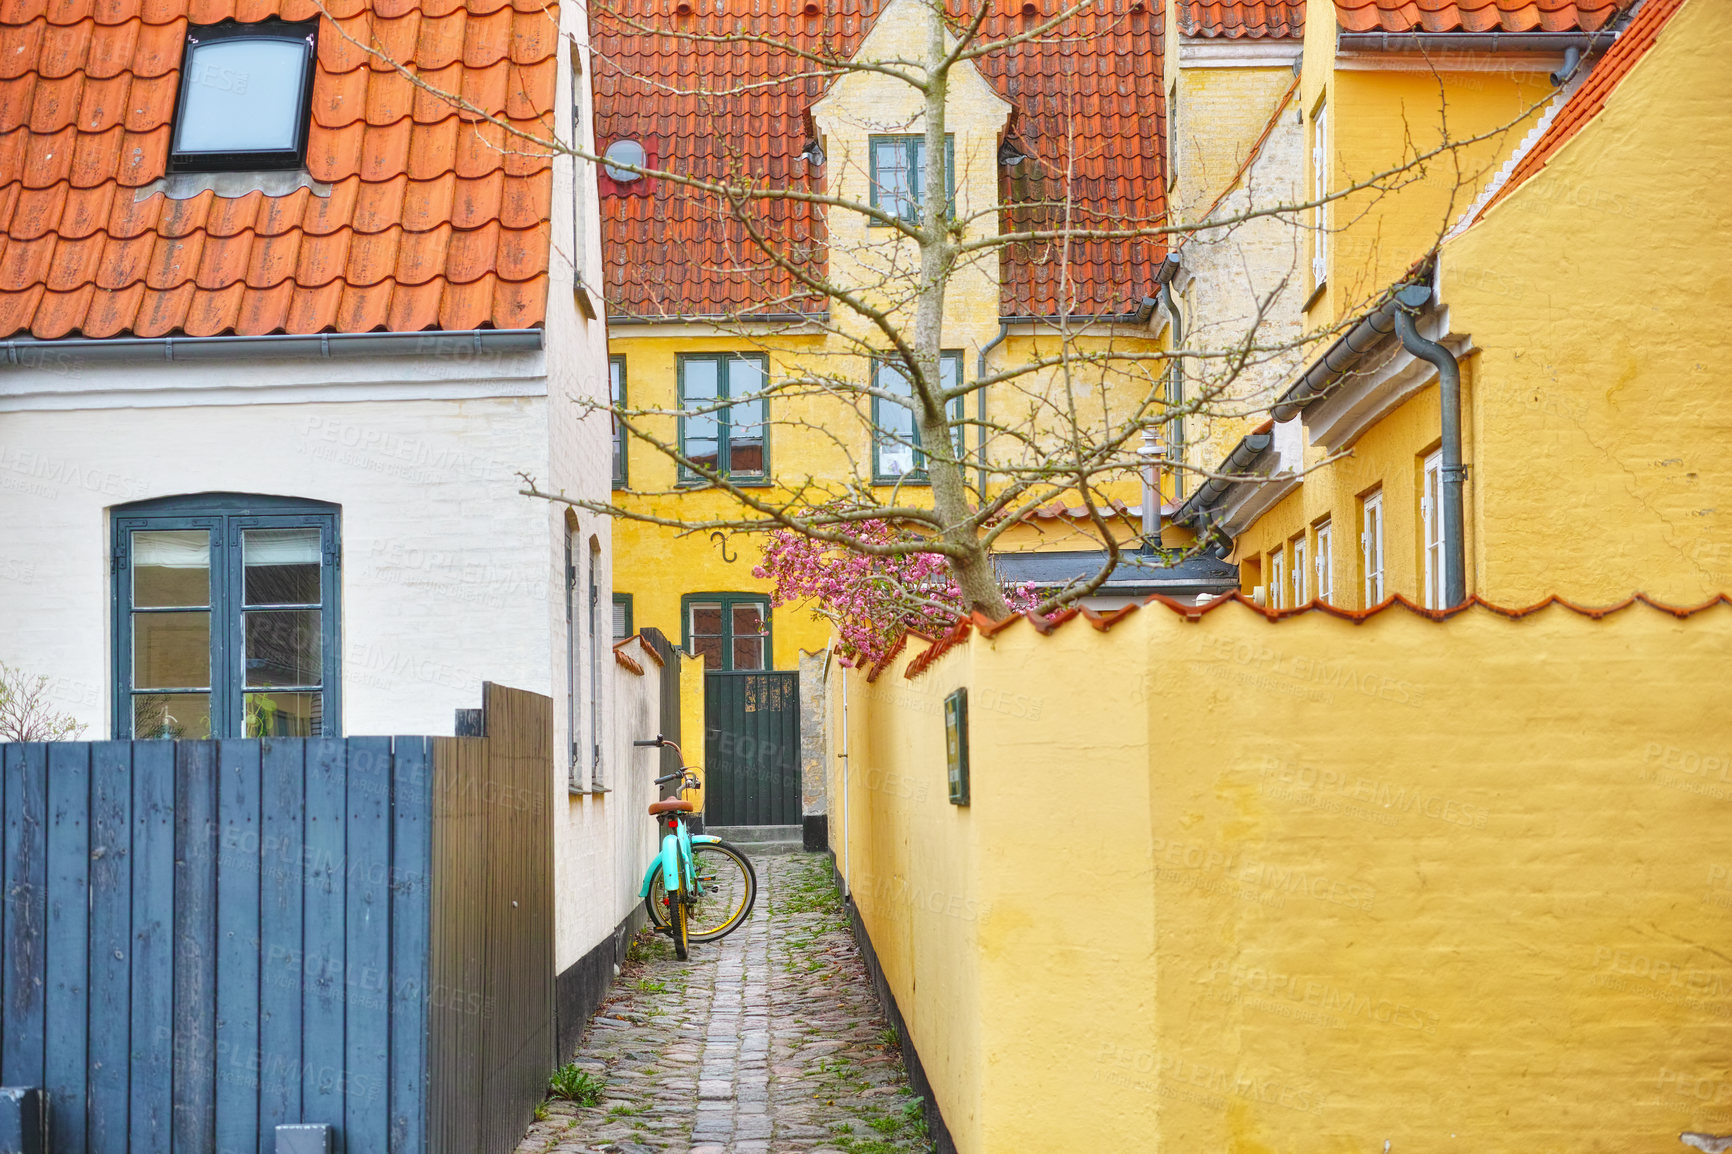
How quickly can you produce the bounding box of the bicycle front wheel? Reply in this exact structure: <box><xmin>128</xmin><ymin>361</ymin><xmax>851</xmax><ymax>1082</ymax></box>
<box><xmin>647</xmin><ymin>842</ymin><xmax>758</xmax><ymax>942</ymax></box>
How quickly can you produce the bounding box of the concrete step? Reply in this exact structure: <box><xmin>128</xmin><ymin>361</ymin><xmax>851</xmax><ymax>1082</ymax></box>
<box><xmin>703</xmin><ymin>824</ymin><xmax>807</xmax><ymax>857</ymax></box>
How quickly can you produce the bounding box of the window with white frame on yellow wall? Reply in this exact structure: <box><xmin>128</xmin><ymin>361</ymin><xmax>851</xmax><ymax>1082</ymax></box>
<box><xmin>1360</xmin><ymin>489</ymin><xmax>1385</xmax><ymax>607</ymax></box>
<box><xmin>1310</xmin><ymin>96</ymin><xmax>1328</xmax><ymax>293</ymax></box>
<box><xmin>1314</xmin><ymin>518</ymin><xmax>1334</xmax><ymax>605</ymax></box>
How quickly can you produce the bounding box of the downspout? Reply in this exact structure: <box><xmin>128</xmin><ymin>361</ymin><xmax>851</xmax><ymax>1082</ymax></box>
<box><xmin>1392</xmin><ymin>284</ymin><xmax>1466</xmax><ymax>607</ymax></box>
<box><xmin>976</xmin><ymin>323</ymin><xmax>1010</xmax><ymax>497</ymax></box>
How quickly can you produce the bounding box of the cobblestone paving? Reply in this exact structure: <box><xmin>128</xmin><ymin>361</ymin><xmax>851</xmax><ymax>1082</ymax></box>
<box><xmin>516</xmin><ymin>853</ymin><xmax>935</xmax><ymax>1154</ymax></box>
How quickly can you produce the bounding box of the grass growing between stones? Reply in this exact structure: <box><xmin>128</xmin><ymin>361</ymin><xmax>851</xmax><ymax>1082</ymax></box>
<box><xmin>546</xmin><ymin>1063</ymin><xmax>605</xmax><ymax>1106</ymax></box>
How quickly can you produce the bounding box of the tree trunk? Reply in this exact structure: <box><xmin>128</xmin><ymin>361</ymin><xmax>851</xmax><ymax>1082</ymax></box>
<box><xmin>914</xmin><ymin>8</ymin><xmax>1011</xmax><ymax>620</ymax></box>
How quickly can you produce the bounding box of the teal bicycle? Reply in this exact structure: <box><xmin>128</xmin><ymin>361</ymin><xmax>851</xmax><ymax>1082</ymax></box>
<box><xmin>633</xmin><ymin>735</ymin><xmax>758</xmax><ymax>959</ymax></box>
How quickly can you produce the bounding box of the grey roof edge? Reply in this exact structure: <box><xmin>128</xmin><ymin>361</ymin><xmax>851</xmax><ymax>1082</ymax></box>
<box><xmin>0</xmin><ymin>328</ymin><xmax>544</xmax><ymax>367</ymax></box>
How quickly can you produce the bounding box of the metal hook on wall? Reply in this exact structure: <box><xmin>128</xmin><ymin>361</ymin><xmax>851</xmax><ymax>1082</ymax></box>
<box><xmin>710</xmin><ymin>531</ymin><xmax>738</xmax><ymax>563</ymax></box>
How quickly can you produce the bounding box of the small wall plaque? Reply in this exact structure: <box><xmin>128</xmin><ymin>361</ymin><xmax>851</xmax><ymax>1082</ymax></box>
<box><xmin>944</xmin><ymin>688</ymin><xmax>969</xmax><ymax>806</ymax></box>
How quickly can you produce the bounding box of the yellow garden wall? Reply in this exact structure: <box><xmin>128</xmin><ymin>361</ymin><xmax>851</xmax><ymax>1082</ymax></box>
<box><xmin>827</xmin><ymin>598</ymin><xmax>1732</xmax><ymax>1153</ymax></box>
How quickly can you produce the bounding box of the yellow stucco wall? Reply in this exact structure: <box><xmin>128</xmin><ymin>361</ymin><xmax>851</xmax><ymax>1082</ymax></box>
<box><xmin>827</xmin><ymin>599</ymin><xmax>1732</xmax><ymax>1153</ymax></box>
<box><xmin>1297</xmin><ymin>15</ymin><xmax>1552</xmax><ymax>325</ymax></box>
<box><xmin>1438</xmin><ymin>0</ymin><xmax>1732</xmax><ymax>604</ymax></box>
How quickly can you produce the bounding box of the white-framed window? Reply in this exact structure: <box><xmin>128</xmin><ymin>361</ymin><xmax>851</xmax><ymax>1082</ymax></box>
<box><xmin>1361</xmin><ymin>491</ymin><xmax>1385</xmax><ymax>606</ymax></box>
<box><xmin>1421</xmin><ymin>450</ymin><xmax>1445</xmax><ymax>609</ymax></box>
<box><xmin>565</xmin><ymin>526</ymin><xmax>584</xmax><ymax>790</ymax></box>
<box><xmin>1290</xmin><ymin>535</ymin><xmax>1308</xmax><ymax>607</ymax></box>
<box><xmin>1314</xmin><ymin>519</ymin><xmax>1334</xmax><ymax>604</ymax></box>
<box><xmin>1311</xmin><ymin>99</ymin><xmax>1328</xmax><ymax>290</ymax></box>
<box><xmin>588</xmin><ymin>538</ymin><xmax>604</xmax><ymax>787</ymax></box>
<box><xmin>1269</xmin><ymin>547</ymin><xmax>1286</xmax><ymax>609</ymax></box>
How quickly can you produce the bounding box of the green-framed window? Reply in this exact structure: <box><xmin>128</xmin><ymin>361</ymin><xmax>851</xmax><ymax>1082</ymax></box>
<box><xmin>682</xmin><ymin>593</ymin><xmax>771</xmax><ymax>671</ymax></box>
<box><xmin>677</xmin><ymin>353</ymin><xmax>769</xmax><ymax>483</ymax></box>
<box><xmin>869</xmin><ymin>134</ymin><xmax>955</xmax><ymax>225</ymax></box>
<box><xmin>610</xmin><ymin>354</ymin><xmax>627</xmax><ymax>488</ymax></box>
<box><xmin>612</xmin><ymin>592</ymin><xmax>634</xmax><ymax>639</ymax></box>
<box><xmin>872</xmin><ymin>351</ymin><xmax>965</xmax><ymax>482</ymax></box>
<box><xmin>112</xmin><ymin>493</ymin><xmax>341</xmax><ymax>739</ymax></box>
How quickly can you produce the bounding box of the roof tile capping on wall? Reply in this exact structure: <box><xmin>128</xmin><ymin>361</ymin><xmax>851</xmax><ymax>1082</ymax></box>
<box><xmin>871</xmin><ymin>590</ymin><xmax>1732</xmax><ymax>682</ymax></box>
<box><xmin>0</xmin><ymin>0</ymin><xmax>558</xmax><ymax>340</ymax></box>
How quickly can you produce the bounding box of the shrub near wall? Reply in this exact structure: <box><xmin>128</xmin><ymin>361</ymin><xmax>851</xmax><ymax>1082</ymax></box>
<box><xmin>828</xmin><ymin>597</ymin><xmax>1732</xmax><ymax>1154</ymax></box>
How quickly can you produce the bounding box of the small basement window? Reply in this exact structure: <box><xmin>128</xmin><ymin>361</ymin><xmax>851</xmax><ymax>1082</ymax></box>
<box><xmin>170</xmin><ymin>20</ymin><xmax>318</xmax><ymax>173</ymax></box>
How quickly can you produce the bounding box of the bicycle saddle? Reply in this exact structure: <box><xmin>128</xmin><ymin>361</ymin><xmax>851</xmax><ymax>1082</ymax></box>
<box><xmin>648</xmin><ymin>798</ymin><xmax>695</xmax><ymax>815</ymax></box>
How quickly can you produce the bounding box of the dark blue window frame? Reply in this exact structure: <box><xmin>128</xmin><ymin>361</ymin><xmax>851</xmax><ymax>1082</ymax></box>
<box><xmin>112</xmin><ymin>492</ymin><xmax>341</xmax><ymax>739</ymax></box>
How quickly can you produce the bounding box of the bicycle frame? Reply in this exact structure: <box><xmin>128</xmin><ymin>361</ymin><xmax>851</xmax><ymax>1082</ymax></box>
<box><xmin>637</xmin><ymin>821</ymin><xmax>724</xmax><ymax>901</ymax></box>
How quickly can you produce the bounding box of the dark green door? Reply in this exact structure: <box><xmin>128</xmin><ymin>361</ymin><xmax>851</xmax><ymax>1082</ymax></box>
<box><xmin>704</xmin><ymin>670</ymin><xmax>800</xmax><ymax>826</ymax></box>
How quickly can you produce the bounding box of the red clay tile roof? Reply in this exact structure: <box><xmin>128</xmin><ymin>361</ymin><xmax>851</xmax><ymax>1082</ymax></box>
<box><xmin>591</xmin><ymin>0</ymin><xmax>1165</xmax><ymax>321</ymax></box>
<box><xmin>0</xmin><ymin>0</ymin><xmax>556</xmax><ymax>340</ymax></box>
<box><xmin>1476</xmin><ymin>0</ymin><xmax>1680</xmax><ymax>217</ymax></box>
<box><xmin>1177</xmin><ymin>2</ymin><xmax>1304</xmax><ymax>38</ymax></box>
<box><xmin>1333</xmin><ymin>0</ymin><xmax>1626</xmax><ymax>33</ymax></box>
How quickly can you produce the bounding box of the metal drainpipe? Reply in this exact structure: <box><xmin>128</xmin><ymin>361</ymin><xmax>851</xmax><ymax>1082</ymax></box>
<box><xmin>976</xmin><ymin>323</ymin><xmax>1010</xmax><ymax>497</ymax></box>
<box><xmin>1392</xmin><ymin>284</ymin><xmax>1466</xmax><ymax>607</ymax></box>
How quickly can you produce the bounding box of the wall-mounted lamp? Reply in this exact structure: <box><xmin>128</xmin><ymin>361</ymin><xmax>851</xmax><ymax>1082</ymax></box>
<box><xmin>801</xmin><ymin>139</ymin><xmax>826</xmax><ymax>167</ymax></box>
<box><xmin>997</xmin><ymin>139</ymin><xmax>1028</xmax><ymax>168</ymax></box>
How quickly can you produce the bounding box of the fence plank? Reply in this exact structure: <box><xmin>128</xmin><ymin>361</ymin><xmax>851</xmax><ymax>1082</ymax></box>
<box><xmin>46</xmin><ymin>742</ymin><xmax>91</xmax><ymax>1151</ymax></box>
<box><xmin>346</xmin><ymin>738</ymin><xmax>392</xmax><ymax>1152</ymax></box>
<box><xmin>131</xmin><ymin>741</ymin><xmax>176</xmax><ymax>1154</ymax></box>
<box><xmin>302</xmin><ymin>738</ymin><xmax>347</xmax><ymax>1134</ymax></box>
<box><xmin>389</xmin><ymin>737</ymin><xmax>432</xmax><ymax>1154</ymax></box>
<box><xmin>2</xmin><ymin>743</ymin><xmax>47</xmax><ymax>1089</ymax></box>
<box><xmin>89</xmin><ymin>742</ymin><xmax>134</xmax><ymax>1154</ymax></box>
<box><xmin>258</xmin><ymin>738</ymin><xmax>305</xmax><ymax>1141</ymax></box>
<box><xmin>216</xmin><ymin>741</ymin><xmax>262</xmax><ymax>1154</ymax></box>
<box><xmin>173</xmin><ymin>741</ymin><xmax>218</xmax><ymax>1154</ymax></box>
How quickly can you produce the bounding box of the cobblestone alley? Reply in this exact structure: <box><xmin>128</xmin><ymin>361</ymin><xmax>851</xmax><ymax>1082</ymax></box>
<box><xmin>515</xmin><ymin>854</ymin><xmax>936</xmax><ymax>1154</ymax></box>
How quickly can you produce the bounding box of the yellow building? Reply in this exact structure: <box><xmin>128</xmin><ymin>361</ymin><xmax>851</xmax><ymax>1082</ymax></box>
<box><xmin>589</xmin><ymin>0</ymin><xmax>1245</xmax><ymax>821</ymax></box>
<box><xmin>1175</xmin><ymin>0</ymin><xmax>1728</xmax><ymax>612</ymax></box>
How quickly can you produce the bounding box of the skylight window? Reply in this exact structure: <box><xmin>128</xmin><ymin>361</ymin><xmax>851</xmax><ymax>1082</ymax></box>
<box><xmin>170</xmin><ymin>21</ymin><xmax>317</xmax><ymax>173</ymax></box>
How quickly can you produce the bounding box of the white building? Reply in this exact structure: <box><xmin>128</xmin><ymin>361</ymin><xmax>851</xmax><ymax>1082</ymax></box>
<box><xmin>0</xmin><ymin>0</ymin><xmax>656</xmax><ymax>1028</ymax></box>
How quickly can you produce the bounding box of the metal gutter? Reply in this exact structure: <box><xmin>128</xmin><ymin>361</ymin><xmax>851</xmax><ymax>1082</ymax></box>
<box><xmin>605</xmin><ymin>313</ymin><xmax>824</xmax><ymax>326</ymax></box>
<box><xmin>1</xmin><ymin>328</ymin><xmax>543</xmax><ymax>366</ymax></box>
<box><xmin>1269</xmin><ymin>289</ymin><xmax>1416</xmax><ymax>423</ymax></box>
<box><xmin>1336</xmin><ymin>30</ymin><xmax>1615</xmax><ymax>53</ymax></box>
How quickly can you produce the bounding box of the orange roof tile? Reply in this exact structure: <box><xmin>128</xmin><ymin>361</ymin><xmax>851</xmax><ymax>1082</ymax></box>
<box><xmin>1476</xmin><ymin>0</ymin><xmax>1681</xmax><ymax>217</ymax></box>
<box><xmin>1176</xmin><ymin>2</ymin><xmax>1303</xmax><ymax>38</ymax></box>
<box><xmin>868</xmin><ymin>592</ymin><xmax>1732</xmax><ymax>682</ymax></box>
<box><xmin>1334</xmin><ymin>0</ymin><xmax>1626</xmax><ymax>34</ymax></box>
<box><xmin>0</xmin><ymin>0</ymin><xmax>556</xmax><ymax>339</ymax></box>
<box><xmin>591</xmin><ymin>0</ymin><xmax>1166</xmax><ymax>321</ymax></box>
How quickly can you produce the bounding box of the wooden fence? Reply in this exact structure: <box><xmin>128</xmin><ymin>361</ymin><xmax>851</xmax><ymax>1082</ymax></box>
<box><xmin>0</xmin><ymin>683</ymin><xmax>553</xmax><ymax>1154</ymax></box>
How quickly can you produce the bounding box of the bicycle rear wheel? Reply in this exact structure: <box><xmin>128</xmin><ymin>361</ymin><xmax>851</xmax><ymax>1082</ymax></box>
<box><xmin>646</xmin><ymin>842</ymin><xmax>758</xmax><ymax>942</ymax></box>
<box><xmin>668</xmin><ymin>871</ymin><xmax>690</xmax><ymax>960</ymax></box>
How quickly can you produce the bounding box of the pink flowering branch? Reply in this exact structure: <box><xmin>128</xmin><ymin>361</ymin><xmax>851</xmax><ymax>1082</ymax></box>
<box><xmin>752</xmin><ymin>517</ymin><xmax>1038</xmax><ymax>664</ymax></box>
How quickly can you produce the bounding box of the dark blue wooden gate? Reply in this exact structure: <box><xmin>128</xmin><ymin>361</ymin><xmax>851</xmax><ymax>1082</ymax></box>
<box><xmin>0</xmin><ymin>683</ymin><xmax>553</xmax><ymax>1154</ymax></box>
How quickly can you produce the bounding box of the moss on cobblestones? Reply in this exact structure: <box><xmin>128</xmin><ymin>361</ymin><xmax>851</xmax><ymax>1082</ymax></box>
<box><xmin>514</xmin><ymin>854</ymin><xmax>935</xmax><ymax>1154</ymax></box>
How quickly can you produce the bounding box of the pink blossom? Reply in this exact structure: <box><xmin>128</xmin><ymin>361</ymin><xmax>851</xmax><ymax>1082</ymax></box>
<box><xmin>752</xmin><ymin>519</ymin><xmax>1039</xmax><ymax>664</ymax></box>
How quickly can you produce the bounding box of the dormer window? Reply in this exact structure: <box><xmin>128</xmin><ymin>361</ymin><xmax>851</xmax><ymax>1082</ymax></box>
<box><xmin>169</xmin><ymin>21</ymin><xmax>317</xmax><ymax>173</ymax></box>
<box><xmin>869</xmin><ymin>134</ymin><xmax>954</xmax><ymax>226</ymax></box>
